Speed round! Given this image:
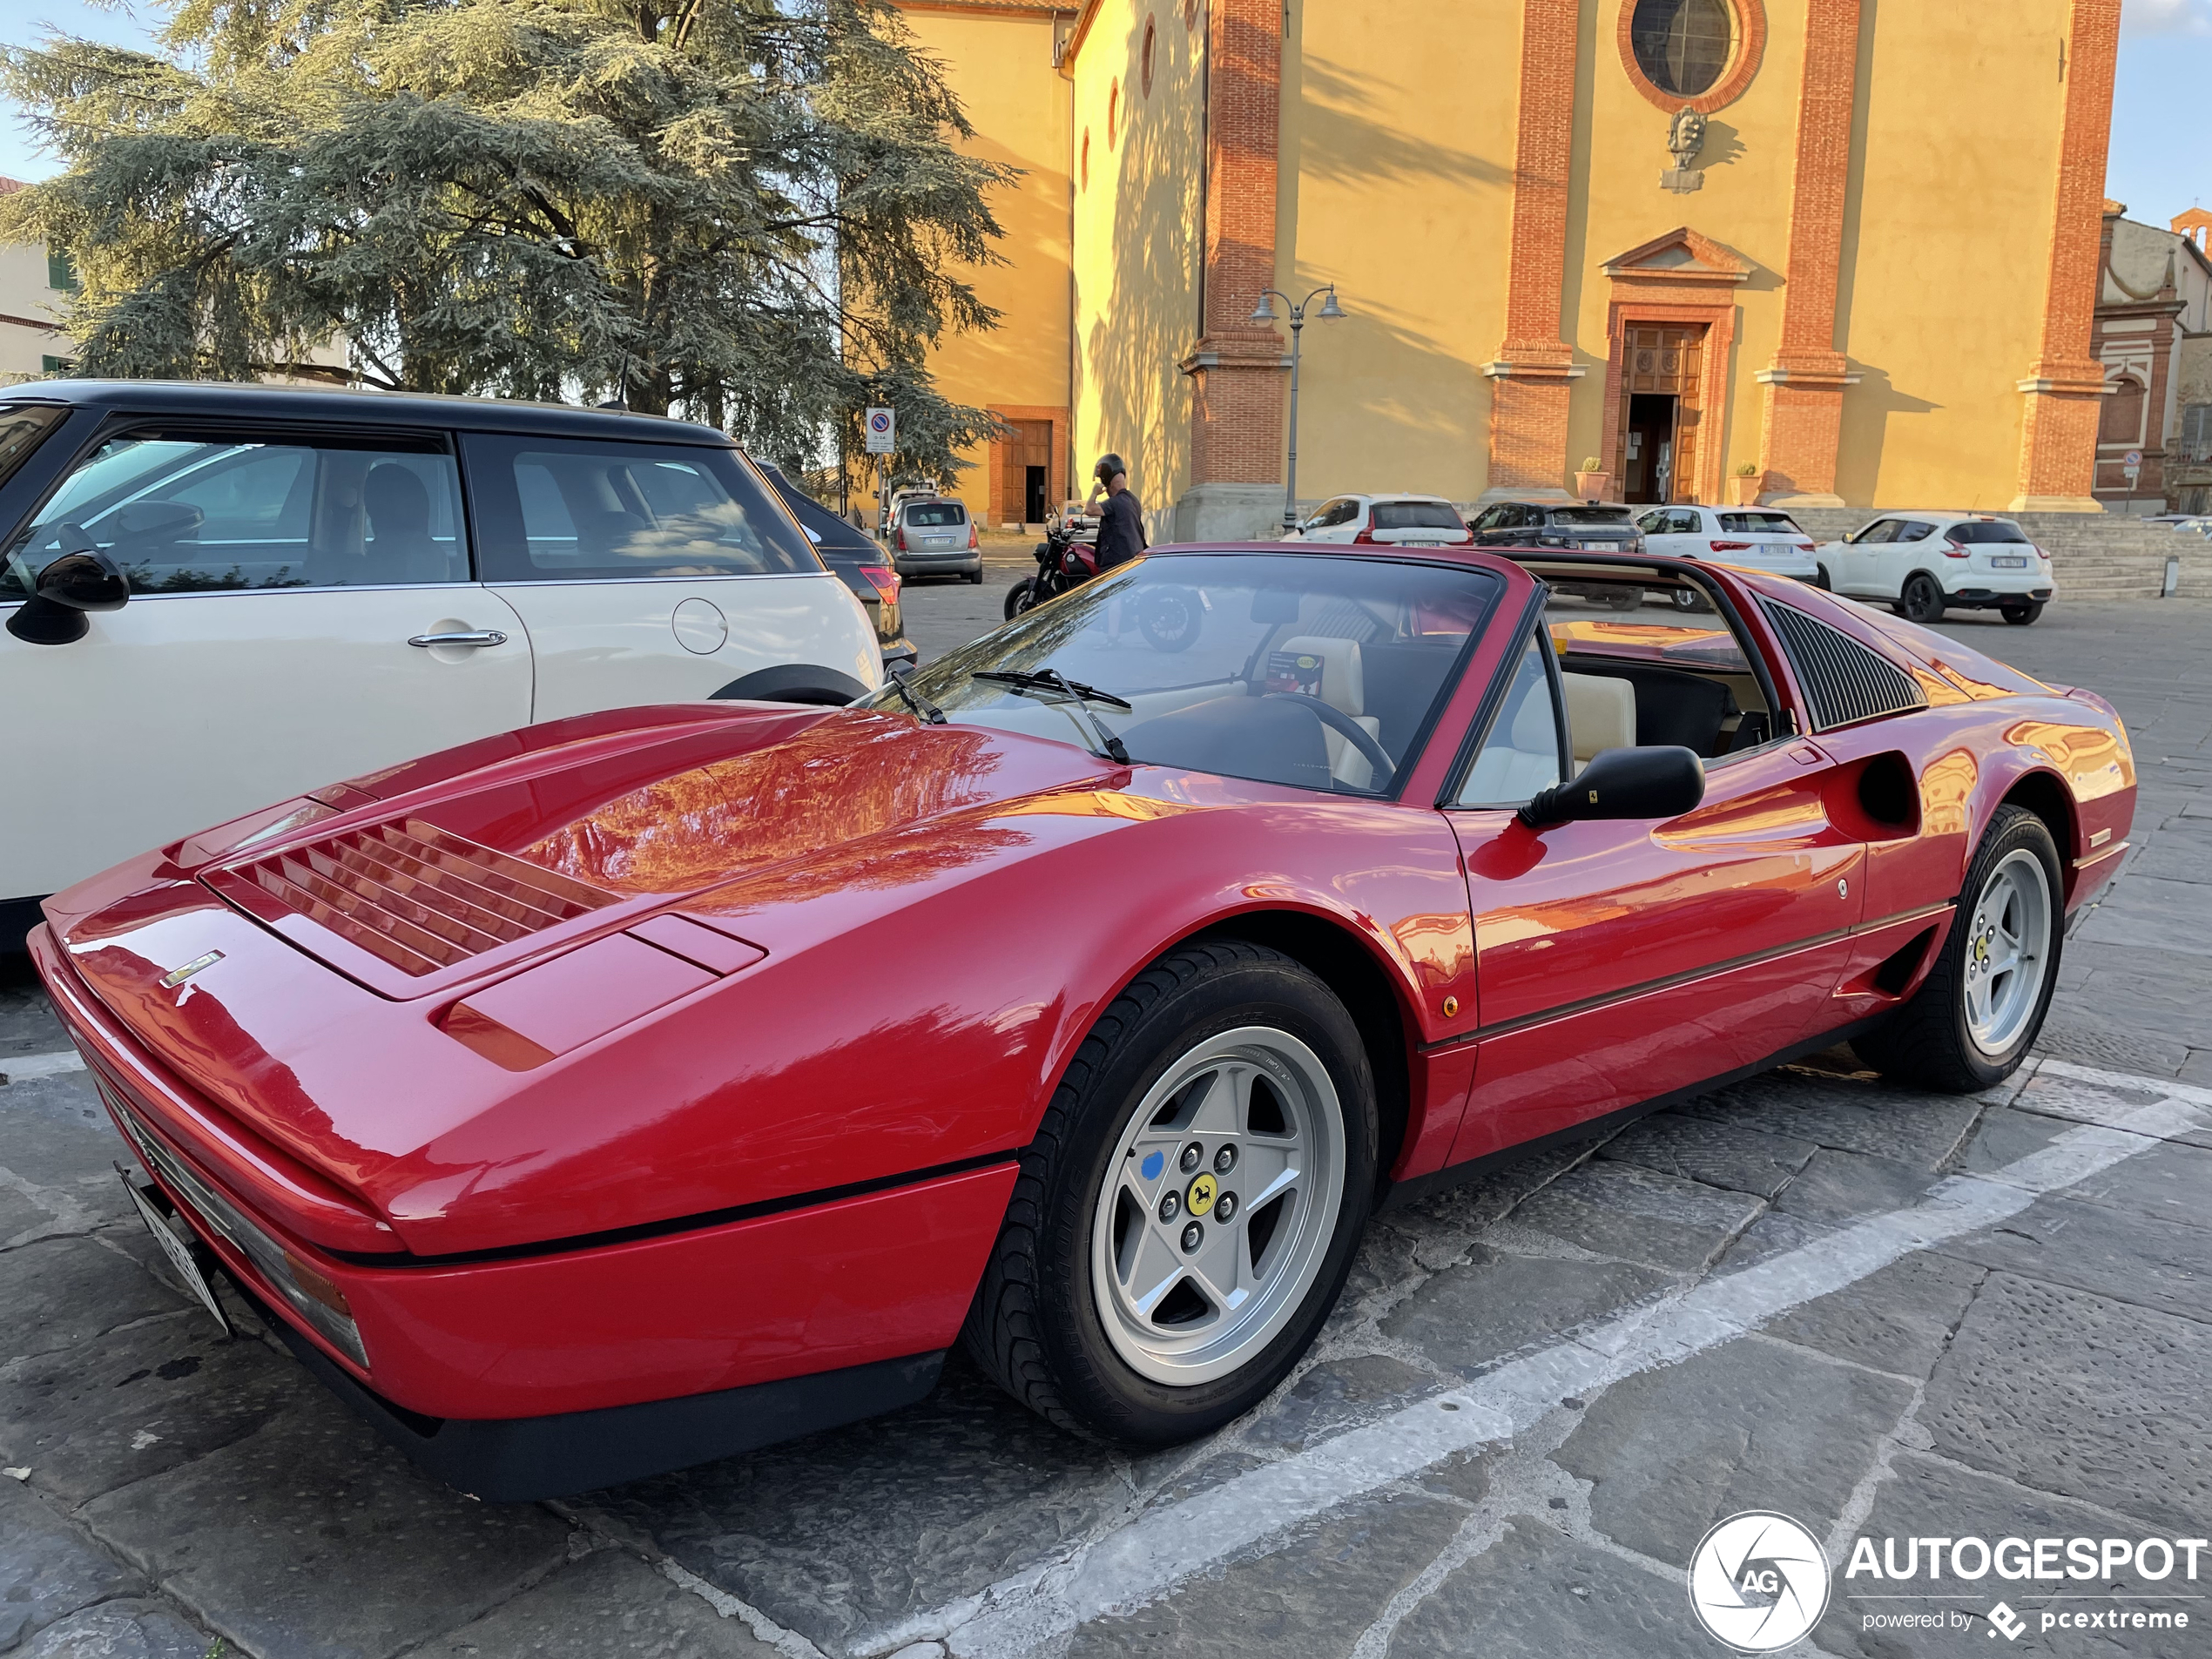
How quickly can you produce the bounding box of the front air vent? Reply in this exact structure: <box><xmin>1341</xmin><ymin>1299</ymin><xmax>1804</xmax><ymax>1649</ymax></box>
<box><xmin>222</xmin><ymin>818</ymin><xmax>615</xmax><ymax>977</ymax></box>
<box><xmin>1758</xmin><ymin>599</ymin><xmax>1926</xmax><ymax>733</ymax></box>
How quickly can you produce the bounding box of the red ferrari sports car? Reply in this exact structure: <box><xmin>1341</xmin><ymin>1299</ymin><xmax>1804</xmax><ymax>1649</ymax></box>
<box><xmin>32</xmin><ymin>545</ymin><xmax>2133</xmax><ymax>1499</ymax></box>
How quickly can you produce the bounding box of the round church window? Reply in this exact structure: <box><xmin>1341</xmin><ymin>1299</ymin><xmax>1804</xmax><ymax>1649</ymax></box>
<box><xmin>1619</xmin><ymin>0</ymin><xmax>1763</xmax><ymax>113</ymax></box>
<box><xmin>1631</xmin><ymin>0</ymin><xmax>1733</xmax><ymax>95</ymax></box>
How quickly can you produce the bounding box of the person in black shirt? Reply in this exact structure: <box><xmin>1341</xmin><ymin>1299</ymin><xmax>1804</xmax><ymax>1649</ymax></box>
<box><xmin>1088</xmin><ymin>453</ymin><xmax>1147</xmax><ymax>570</ymax></box>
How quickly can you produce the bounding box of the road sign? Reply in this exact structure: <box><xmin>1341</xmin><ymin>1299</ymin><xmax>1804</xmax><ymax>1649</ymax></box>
<box><xmin>864</xmin><ymin>408</ymin><xmax>896</xmax><ymax>455</ymax></box>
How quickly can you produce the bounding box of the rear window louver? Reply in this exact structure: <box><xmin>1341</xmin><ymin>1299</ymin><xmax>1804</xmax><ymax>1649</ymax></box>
<box><xmin>1758</xmin><ymin>598</ymin><xmax>1927</xmax><ymax>732</ymax></box>
<box><xmin>222</xmin><ymin>818</ymin><xmax>615</xmax><ymax>977</ymax></box>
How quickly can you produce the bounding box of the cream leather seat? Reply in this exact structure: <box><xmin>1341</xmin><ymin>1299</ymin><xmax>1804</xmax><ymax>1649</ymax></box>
<box><xmin>1460</xmin><ymin>678</ymin><xmax>1561</xmax><ymax>805</ymax></box>
<box><xmin>1560</xmin><ymin>671</ymin><xmax>1636</xmax><ymax>765</ymax></box>
<box><xmin>1275</xmin><ymin>635</ymin><xmax>1385</xmax><ymax>787</ymax></box>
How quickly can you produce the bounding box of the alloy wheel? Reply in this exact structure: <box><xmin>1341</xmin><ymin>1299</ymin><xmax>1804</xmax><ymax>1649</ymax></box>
<box><xmin>1963</xmin><ymin>848</ymin><xmax>2053</xmax><ymax>1055</ymax></box>
<box><xmin>1089</xmin><ymin>1026</ymin><xmax>1346</xmax><ymax>1386</ymax></box>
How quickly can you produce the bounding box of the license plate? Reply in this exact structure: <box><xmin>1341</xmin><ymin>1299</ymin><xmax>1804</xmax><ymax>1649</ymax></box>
<box><xmin>121</xmin><ymin>1170</ymin><xmax>230</xmax><ymax>1332</ymax></box>
<box><xmin>1992</xmin><ymin>555</ymin><xmax>2027</xmax><ymax>568</ymax></box>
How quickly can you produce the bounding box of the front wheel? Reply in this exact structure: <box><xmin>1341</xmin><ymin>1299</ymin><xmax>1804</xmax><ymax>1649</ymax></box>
<box><xmin>1004</xmin><ymin>578</ymin><xmax>1039</xmax><ymax>620</ymax></box>
<box><xmin>2001</xmin><ymin>601</ymin><xmax>2044</xmax><ymax>625</ymax></box>
<box><xmin>1669</xmin><ymin>588</ymin><xmax>1708</xmax><ymax>613</ymax></box>
<box><xmin>964</xmin><ymin>941</ymin><xmax>1376</xmax><ymax>1445</ymax></box>
<box><xmin>1814</xmin><ymin>563</ymin><xmax>1832</xmax><ymax>590</ymax></box>
<box><xmin>1851</xmin><ymin>805</ymin><xmax>2061</xmax><ymax>1091</ymax></box>
<box><xmin>1899</xmin><ymin>574</ymin><xmax>1946</xmax><ymax>624</ymax></box>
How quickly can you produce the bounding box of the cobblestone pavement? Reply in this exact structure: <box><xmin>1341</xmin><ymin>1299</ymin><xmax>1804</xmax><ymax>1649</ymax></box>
<box><xmin>2</xmin><ymin>597</ymin><xmax>2205</xmax><ymax>1658</ymax></box>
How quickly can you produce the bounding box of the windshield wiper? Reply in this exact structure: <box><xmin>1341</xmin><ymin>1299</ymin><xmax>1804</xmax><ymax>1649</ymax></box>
<box><xmin>884</xmin><ymin>663</ymin><xmax>946</xmax><ymax>725</ymax></box>
<box><xmin>972</xmin><ymin>668</ymin><xmax>1132</xmax><ymax>763</ymax></box>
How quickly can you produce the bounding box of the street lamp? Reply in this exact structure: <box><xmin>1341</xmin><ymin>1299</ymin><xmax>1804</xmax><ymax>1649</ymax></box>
<box><xmin>1249</xmin><ymin>285</ymin><xmax>1347</xmax><ymax>533</ymax></box>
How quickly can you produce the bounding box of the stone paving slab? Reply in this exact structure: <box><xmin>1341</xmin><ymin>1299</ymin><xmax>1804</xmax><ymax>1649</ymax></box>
<box><xmin>0</xmin><ymin>1476</ymin><xmax>145</xmax><ymax>1653</ymax></box>
<box><xmin>1932</xmin><ymin>1190</ymin><xmax>2212</xmax><ymax>1325</ymax></box>
<box><xmin>11</xmin><ymin>1597</ymin><xmax>211</xmax><ymax>1659</ymax></box>
<box><xmin>411</xmin><ymin>1548</ymin><xmax>784</xmax><ymax>1659</ymax></box>
<box><xmin>1378</xmin><ymin>1248</ymin><xmax>1679</xmax><ymax>1375</ymax></box>
<box><xmin>1672</xmin><ymin>1072</ymin><xmax>1986</xmax><ymax>1171</ymax></box>
<box><xmin>1505</xmin><ymin>1160</ymin><xmax>1765</xmax><ymax>1274</ymax></box>
<box><xmin>0</xmin><ymin>1239</ymin><xmax>190</xmax><ymax>1371</ymax></box>
<box><xmin>1594</xmin><ymin>1110</ymin><xmax>1818</xmax><ymax>1198</ymax></box>
<box><xmin>1758</xmin><ymin>1251</ymin><xmax>1987</xmax><ymax>1380</ymax></box>
<box><xmin>1921</xmin><ymin>1271</ymin><xmax>2210</xmax><ymax>1539</ymax></box>
<box><xmin>79</xmin><ymin>1398</ymin><xmax>572</xmax><ymax>1659</ymax></box>
<box><xmin>1552</xmin><ymin>1336</ymin><xmax>1914</xmax><ymax>1570</ymax></box>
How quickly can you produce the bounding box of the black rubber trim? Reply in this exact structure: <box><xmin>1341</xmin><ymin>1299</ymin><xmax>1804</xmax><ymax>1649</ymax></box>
<box><xmin>1382</xmin><ymin>1015</ymin><xmax>1885</xmax><ymax>1211</ymax></box>
<box><xmin>333</xmin><ymin>1148</ymin><xmax>1022</xmax><ymax>1269</ymax></box>
<box><xmin>710</xmin><ymin>663</ymin><xmax>871</xmax><ymax>705</ymax></box>
<box><xmin>228</xmin><ymin>1264</ymin><xmax>944</xmax><ymax>1501</ymax></box>
<box><xmin>1418</xmin><ymin>900</ymin><xmax>1954</xmax><ymax>1054</ymax></box>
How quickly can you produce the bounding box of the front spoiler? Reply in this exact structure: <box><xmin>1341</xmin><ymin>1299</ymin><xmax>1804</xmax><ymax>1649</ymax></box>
<box><xmin>228</xmin><ymin>1262</ymin><xmax>944</xmax><ymax>1500</ymax></box>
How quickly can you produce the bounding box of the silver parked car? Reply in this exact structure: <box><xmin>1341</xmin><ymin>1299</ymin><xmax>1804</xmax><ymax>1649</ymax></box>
<box><xmin>890</xmin><ymin>496</ymin><xmax>982</xmax><ymax>583</ymax></box>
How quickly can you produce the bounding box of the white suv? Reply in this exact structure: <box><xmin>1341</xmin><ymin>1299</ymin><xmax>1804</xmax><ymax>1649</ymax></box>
<box><xmin>1816</xmin><ymin>512</ymin><xmax>2055</xmax><ymax>625</ymax></box>
<box><xmin>1285</xmin><ymin>493</ymin><xmax>1471</xmax><ymax>546</ymax></box>
<box><xmin>0</xmin><ymin>381</ymin><xmax>882</xmax><ymax>939</ymax></box>
<box><xmin>1635</xmin><ymin>504</ymin><xmax>1824</xmax><ymax>593</ymax></box>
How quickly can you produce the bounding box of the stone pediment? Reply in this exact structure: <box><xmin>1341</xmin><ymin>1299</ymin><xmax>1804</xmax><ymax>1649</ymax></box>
<box><xmin>1600</xmin><ymin>227</ymin><xmax>1752</xmax><ymax>284</ymax></box>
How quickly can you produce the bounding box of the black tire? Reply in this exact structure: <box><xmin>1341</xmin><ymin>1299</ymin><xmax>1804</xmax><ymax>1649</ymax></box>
<box><xmin>1669</xmin><ymin>588</ymin><xmax>1707</xmax><ymax>613</ymax></box>
<box><xmin>2001</xmin><ymin>601</ymin><xmax>2044</xmax><ymax>625</ymax></box>
<box><xmin>1004</xmin><ymin>579</ymin><xmax>1038</xmax><ymax>620</ymax></box>
<box><xmin>963</xmin><ymin>941</ymin><xmax>1378</xmax><ymax>1446</ymax></box>
<box><xmin>1815</xmin><ymin>564</ymin><xmax>1831</xmax><ymax>590</ymax></box>
<box><xmin>1136</xmin><ymin>585</ymin><xmax>1203</xmax><ymax>653</ymax></box>
<box><xmin>1900</xmin><ymin>573</ymin><xmax>1945</xmax><ymax>624</ymax></box>
<box><xmin>968</xmin><ymin>568</ymin><xmax>986</xmax><ymax>585</ymax></box>
<box><xmin>1851</xmin><ymin>805</ymin><xmax>2063</xmax><ymax>1092</ymax></box>
<box><xmin>1602</xmin><ymin>588</ymin><xmax>1642</xmax><ymax>611</ymax></box>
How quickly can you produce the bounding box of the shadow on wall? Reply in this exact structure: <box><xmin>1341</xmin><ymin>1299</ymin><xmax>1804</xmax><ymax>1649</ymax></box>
<box><xmin>1293</xmin><ymin>57</ymin><xmax>1511</xmax><ymax>193</ymax></box>
<box><xmin>1834</xmin><ymin>362</ymin><xmax>1940</xmax><ymax>504</ymax></box>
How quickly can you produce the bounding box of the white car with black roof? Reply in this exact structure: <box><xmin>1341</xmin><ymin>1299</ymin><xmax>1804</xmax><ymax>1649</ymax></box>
<box><xmin>1816</xmin><ymin>511</ymin><xmax>2055</xmax><ymax>625</ymax></box>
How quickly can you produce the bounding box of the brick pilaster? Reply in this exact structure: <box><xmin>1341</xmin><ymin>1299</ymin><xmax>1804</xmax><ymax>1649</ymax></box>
<box><xmin>2013</xmin><ymin>0</ymin><xmax>2121</xmax><ymax>512</ymax></box>
<box><xmin>1181</xmin><ymin>0</ymin><xmax>1285</xmax><ymax>487</ymax></box>
<box><xmin>1755</xmin><ymin>0</ymin><xmax>1862</xmax><ymax>506</ymax></box>
<box><xmin>1482</xmin><ymin>0</ymin><xmax>1581</xmax><ymax>497</ymax></box>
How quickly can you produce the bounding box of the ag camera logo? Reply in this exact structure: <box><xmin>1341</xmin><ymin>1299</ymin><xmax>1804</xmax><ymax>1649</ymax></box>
<box><xmin>1688</xmin><ymin>1511</ymin><xmax>1831</xmax><ymax>1651</ymax></box>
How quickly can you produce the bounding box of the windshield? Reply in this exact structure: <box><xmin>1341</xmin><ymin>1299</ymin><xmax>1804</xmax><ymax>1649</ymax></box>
<box><xmin>1550</xmin><ymin>507</ymin><xmax>1633</xmax><ymax>525</ymax></box>
<box><xmin>865</xmin><ymin>553</ymin><xmax>1501</xmax><ymax>795</ymax></box>
<box><xmin>1372</xmin><ymin>501</ymin><xmax>1465</xmax><ymax>531</ymax></box>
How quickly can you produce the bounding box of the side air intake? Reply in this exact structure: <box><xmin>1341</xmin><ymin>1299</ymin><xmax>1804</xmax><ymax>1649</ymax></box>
<box><xmin>1758</xmin><ymin>599</ymin><xmax>1926</xmax><ymax>733</ymax></box>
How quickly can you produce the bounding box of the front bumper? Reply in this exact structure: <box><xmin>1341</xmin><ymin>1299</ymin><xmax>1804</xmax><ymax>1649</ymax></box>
<box><xmin>33</xmin><ymin>924</ymin><xmax>1013</xmax><ymax>1487</ymax></box>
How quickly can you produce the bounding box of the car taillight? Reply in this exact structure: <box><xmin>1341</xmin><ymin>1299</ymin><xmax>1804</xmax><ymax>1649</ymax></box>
<box><xmin>860</xmin><ymin>565</ymin><xmax>899</xmax><ymax>602</ymax></box>
<box><xmin>894</xmin><ymin>528</ymin><xmax>907</xmax><ymax>551</ymax></box>
<box><xmin>2033</xmin><ymin>544</ymin><xmax>2051</xmax><ymax>563</ymax></box>
<box><xmin>1352</xmin><ymin>525</ymin><xmax>1378</xmax><ymax>543</ymax></box>
<box><xmin>968</xmin><ymin>523</ymin><xmax>979</xmax><ymax>550</ymax></box>
<box><xmin>1796</xmin><ymin>541</ymin><xmax>1816</xmax><ymax>551</ymax></box>
<box><xmin>1708</xmin><ymin>540</ymin><xmax>1752</xmax><ymax>552</ymax></box>
<box><xmin>1943</xmin><ymin>537</ymin><xmax>1970</xmax><ymax>558</ymax></box>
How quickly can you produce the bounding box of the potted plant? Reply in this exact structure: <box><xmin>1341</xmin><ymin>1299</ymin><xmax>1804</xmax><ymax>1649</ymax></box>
<box><xmin>1730</xmin><ymin>462</ymin><xmax>1764</xmax><ymax>505</ymax></box>
<box><xmin>1574</xmin><ymin>456</ymin><xmax>1608</xmax><ymax>500</ymax></box>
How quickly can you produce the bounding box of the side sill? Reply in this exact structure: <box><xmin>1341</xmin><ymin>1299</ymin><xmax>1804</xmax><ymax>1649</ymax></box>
<box><xmin>232</xmin><ymin>1269</ymin><xmax>943</xmax><ymax>1501</ymax></box>
<box><xmin>1379</xmin><ymin>1015</ymin><xmax>1885</xmax><ymax>1214</ymax></box>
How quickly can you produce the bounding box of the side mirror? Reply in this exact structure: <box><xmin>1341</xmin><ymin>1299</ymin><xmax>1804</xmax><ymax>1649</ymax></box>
<box><xmin>1519</xmin><ymin>745</ymin><xmax>1704</xmax><ymax>830</ymax></box>
<box><xmin>6</xmin><ymin>541</ymin><xmax>132</xmax><ymax>645</ymax></box>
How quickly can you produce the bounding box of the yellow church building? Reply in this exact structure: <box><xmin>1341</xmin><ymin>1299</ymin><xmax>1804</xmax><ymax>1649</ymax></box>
<box><xmin>898</xmin><ymin>0</ymin><xmax>2121</xmax><ymax>540</ymax></box>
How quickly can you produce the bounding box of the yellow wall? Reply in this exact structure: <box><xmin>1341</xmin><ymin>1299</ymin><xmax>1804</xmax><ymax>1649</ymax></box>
<box><xmin>1832</xmin><ymin>0</ymin><xmax>2067</xmax><ymax>509</ymax></box>
<box><xmin>1277</xmin><ymin>0</ymin><xmax>1523</xmax><ymax>505</ymax></box>
<box><xmin>1069</xmin><ymin>0</ymin><xmax>1205</xmax><ymax>535</ymax></box>
<box><xmin>894</xmin><ymin>5</ymin><xmax>1074</xmax><ymax>521</ymax></box>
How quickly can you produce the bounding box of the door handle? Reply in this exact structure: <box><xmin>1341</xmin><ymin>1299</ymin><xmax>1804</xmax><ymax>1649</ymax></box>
<box><xmin>408</xmin><ymin>630</ymin><xmax>508</xmax><ymax>649</ymax></box>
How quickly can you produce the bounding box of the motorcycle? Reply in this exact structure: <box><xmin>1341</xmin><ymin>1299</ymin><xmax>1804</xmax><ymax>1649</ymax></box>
<box><xmin>1005</xmin><ymin>505</ymin><xmax>1101</xmax><ymax>620</ymax></box>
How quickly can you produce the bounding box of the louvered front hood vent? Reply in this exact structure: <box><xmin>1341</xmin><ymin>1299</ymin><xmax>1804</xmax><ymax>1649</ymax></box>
<box><xmin>218</xmin><ymin>817</ymin><xmax>617</xmax><ymax>979</ymax></box>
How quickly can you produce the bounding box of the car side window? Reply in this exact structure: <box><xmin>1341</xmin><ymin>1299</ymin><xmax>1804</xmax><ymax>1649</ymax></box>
<box><xmin>1636</xmin><ymin>509</ymin><xmax>1668</xmax><ymax>533</ymax></box>
<box><xmin>464</xmin><ymin>435</ymin><xmax>818</xmax><ymax>582</ymax></box>
<box><xmin>1674</xmin><ymin>509</ymin><xmax>1703</xmax><ymax>534</ymax></box>
<box><xmin>1312</xmin><ymin>498</ymin><xmax>1356</xmax><ymax>529</ymax></box>
<box><xmin>1897</xmin><ymin>520</ymin><xmax>1936</xmax><ymax>543</ymax></box>
<box><xmin>1454</xmin><ymin>628</ymin><xmax>1564</xmax><ymax>808</ymax></box>
<box><xmin>4</xmin><ymin>433</ymin><xmax>469</xmax><ymax>595</ymax></box>
<box><xmin>1853</xmin><ymin>519</ymin><xmax>1898</xmax><ymax>545</ymax></box>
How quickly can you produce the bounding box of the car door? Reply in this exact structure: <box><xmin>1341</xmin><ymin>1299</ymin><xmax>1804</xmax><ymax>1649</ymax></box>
<box><xmin>1440</xmin><ymin>603</ymin><xmax>1866</xmax><ymax>1161</ymax></box>
<box><xmin>1878</xmin><ymin>520</ymin><xmax>1941</xmax><ymax>599</ymax></box>
<box><xmin>0</xmin><ymin>425</ymin><xmax>529</xmax><ymax>900</ymax></box>
<box><xmin>1833</xmin><ymin>518</ymin><xmax>1898</xmax><ymax>597</ymax></box>
<box><xmin>462</xmin><ymin>433</ymin><xmax>880</xmax><ymax>718</ymax></box>
<box><xmin>1635</xmin><ymin>507</ymin><xmax>1679</xmax><ymax>556</ymax></box>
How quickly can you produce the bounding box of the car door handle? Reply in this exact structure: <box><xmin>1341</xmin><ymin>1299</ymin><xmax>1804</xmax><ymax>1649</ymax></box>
<box><xmin>408</xmin><ymin>630</ymin><xmax>508</xmax><ymax>649</ymax></box>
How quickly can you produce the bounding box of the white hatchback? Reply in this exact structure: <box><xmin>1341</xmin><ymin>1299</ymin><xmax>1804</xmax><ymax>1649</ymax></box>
<box><xmin>1816</xmin><ymin>512</ymin><xmax>2055</xmax><ymax>625</ymax></box>
<box><xmin>1635</xmin><ymin>504</ymin><xmax>1824</xmax><ymax>593</ymax></box>
<box><xmin>1285</xmin><ymin>493</ymin><xmax>1472</xmax><ymax>547</ymax></box>
<box><xmin>0</xmin><ymin>382</ymin><xmax>882</xmax><ymax>937</ymax></box>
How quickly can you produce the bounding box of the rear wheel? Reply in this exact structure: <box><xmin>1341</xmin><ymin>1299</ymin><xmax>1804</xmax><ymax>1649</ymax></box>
<box><xmin>1669</xmin><ymin>588</ymin><xmax>1706</xmax><ymax>613</ymax></box>
<box><xmin>1851</xmin><ymin>806</ymin><xmax>2060</xmax><ymax>1091</ymax></box>
<box><xmin>968</xmin><ymin>568</ymin><xmax>985</xmax><ymax>585</ymax></box>
<box><xmin>1815</xmin><ymin>563</ymin><xmax>1832</xmax><ymax>590</ymax></box>
<box><xmin>1899</xmin><ymin>574</ymin><xmax>1946</xmax><ymax>624</ymax></box>
<box><xmin>2001</xmin><ymin>601</ymin><xmax>2044</xmax><ymax>625</ymax></box>
<box><xmin>964</xmin><ymin>941</ymin><xmax>1376</xmax><ymax>1445</ymax></box>
<box><xmin>1602</xmin><ymin>588</ymin><xmax>1642</xmax><ymax>611</ymax></box>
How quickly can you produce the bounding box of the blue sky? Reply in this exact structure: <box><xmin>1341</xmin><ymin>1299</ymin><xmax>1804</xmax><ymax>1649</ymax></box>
<box><xmin>2</xmin><ymin>0</ymin><xmax>2208</xmax><ymax>224</ymax></box>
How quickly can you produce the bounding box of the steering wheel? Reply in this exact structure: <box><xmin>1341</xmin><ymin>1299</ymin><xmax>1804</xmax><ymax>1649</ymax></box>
<box><xmin>1264</xmin><ymin>692</ymin><xmax>1396</xmax><ymax>791</ymax></box>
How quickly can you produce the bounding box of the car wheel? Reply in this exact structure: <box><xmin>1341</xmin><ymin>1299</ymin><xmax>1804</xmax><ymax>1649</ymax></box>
<box><xmin>968</xmin><ymin>568</ymin><xmax>985</xmax><ymax>585</ymax></box>
<box><xmin>1669</xmin><ymin>588</ymin><xmax>1706</xmax><ymax>613</ymax></box>
<box><xmin>1901</xmin><ymin>574</ymin><xmax>1946</xmax><ymax>624</ymax></box>
<box><xmin>964</xmin><ymin>941</ymin><xmax>1377</xmax><ymax>1445</ymax></box>
<box><xmin>1851</xmin><ymin>805</ymin><xmax>2061</xmax><ymax>1092</ymax></box>
<box><xmin>2001</xmin><ymin>601</ymin><xmax>2044</xmax><ymax>625</ymax></box>
<box><xmin>1815</xmin><ymin>564</ymin><xmax>1831</xmax><ymax>590</ymax></box>
<box><xmin>1005</xmin><ymin>580</ymin><xmax>1038</xmax><ymax>621</ymax></box>
<box><xmin>1602</xmin><ymin>589</ymin><xmax>1642</xmax><ymax>611</ymax></box>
